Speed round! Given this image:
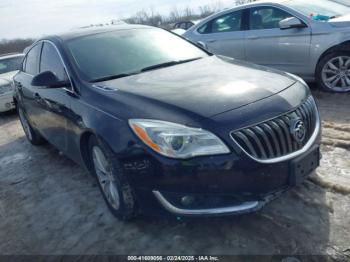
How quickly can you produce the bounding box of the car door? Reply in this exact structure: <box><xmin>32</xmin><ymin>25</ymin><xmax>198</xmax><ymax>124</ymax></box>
<box><xmin>14</xmin><ymin>43</ymin><xmax>42</xmax><ymax>127</ymax></box>
<box><xmin>245</xmin><ymin>6</ymin><xmax>312</xmax><ymax>76</ymax></box>
<box><xmin>32</xmin><ymin>41</ymin><xmax>74</xmax><ymax>152</ymax></box>
<box><xmin>195</xmin><ymin>9</ymin><xmax>246</xmax><ymax>60</ymax></box>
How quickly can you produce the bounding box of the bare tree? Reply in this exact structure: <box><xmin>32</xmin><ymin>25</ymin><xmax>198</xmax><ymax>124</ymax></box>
<box><xmin>124</xmin><ymin>1</ymin><xmax>227</xmax><ymax>30</ymax></box>
<box><xmin>0</xmin><ymin>38</ymin><xmax>34</xmax><ymax>55</ymax></box>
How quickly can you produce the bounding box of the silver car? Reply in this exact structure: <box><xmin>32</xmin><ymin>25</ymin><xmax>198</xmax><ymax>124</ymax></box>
<box><xmin>183</xmin><ymin>0</ymin><xmax>350</xmax><ymax>93</ymax></box>
<box><xmin>0</xmin><ymin>53</ymin><xmax>24</xmax><ymax>112</ymax></box>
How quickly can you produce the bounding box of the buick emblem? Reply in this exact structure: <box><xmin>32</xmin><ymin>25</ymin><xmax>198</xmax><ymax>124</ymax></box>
<box><xmin>290</xmin><ymin>118</ymin><xmax>306</xmax><ymax>143</ymax></box>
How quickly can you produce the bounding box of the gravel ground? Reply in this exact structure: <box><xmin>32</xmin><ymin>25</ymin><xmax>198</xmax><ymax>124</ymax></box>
<box><xmin>0</xmin><ymin>87</ymin><xmax>349</xmax><ymax>258</ymax></box>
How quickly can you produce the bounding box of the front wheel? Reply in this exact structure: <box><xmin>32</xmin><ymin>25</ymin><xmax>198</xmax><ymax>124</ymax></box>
<box><xmin>316</xmin><ymin>52</ymin><xmax>350</xmax><ymax>93</ymax></box>
<box><xmin>89</xmin><ymin>136</ymin><xmax>138</xmax><ymax>221</ymax></box>
<box><xmin>18</xmin><ymin>105</ymin><xmax>46</xmax><ymax>145</ymax></box>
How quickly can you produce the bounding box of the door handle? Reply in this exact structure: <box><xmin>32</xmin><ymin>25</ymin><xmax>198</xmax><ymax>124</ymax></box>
<box><xmin>207</xmin><ymin>39</ymin><xmax>217</xmax><ymax>43</ymax></box>
<box><xmin>15</xmin><ymin>81</ymin><xmax>22</xmax><ymax>89</ymax></box>
<box><xmin>34</xmin><ymin>93</ymin><xmax>41</xmax><ymax>102</ymax></box>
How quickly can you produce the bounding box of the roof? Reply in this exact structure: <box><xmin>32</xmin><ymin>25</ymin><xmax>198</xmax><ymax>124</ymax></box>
<box><xmin>0</xmin><ymin>53</ymin><xmax>24</xmax><ymax>60</ymax></box>
<box><xmin>44</xmin><ymin>24</ymin><xmax>154</xmax><ymax>42</ymax></box>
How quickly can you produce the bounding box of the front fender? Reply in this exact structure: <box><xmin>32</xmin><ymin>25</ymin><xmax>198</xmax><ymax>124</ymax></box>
<box><xmin>311</xmin><ymin>29</ymin><xmax>350</xmax><ymax>73</ymax></box>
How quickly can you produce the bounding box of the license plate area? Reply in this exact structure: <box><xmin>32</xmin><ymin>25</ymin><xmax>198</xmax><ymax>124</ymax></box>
<box><xmin>289</xmin><ymin>146</ymin><xmax>320</xmax><ymax>186</ymax></box>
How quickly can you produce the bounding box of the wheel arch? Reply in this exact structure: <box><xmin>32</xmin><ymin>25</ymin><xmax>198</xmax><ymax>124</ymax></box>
<box><xmin>315</xmin><ymin>40</ymin><xmax>350</xmax><ymax>74</ymax></box>
<box><xmin>79</xmin><ymin>128</ymin><xmax>126</xmax><ymax>173</ymax></box>
<box><xmin>79</xmin><ymin>130</ymin><xmax>97</xmax><ymax>172</ymax></box>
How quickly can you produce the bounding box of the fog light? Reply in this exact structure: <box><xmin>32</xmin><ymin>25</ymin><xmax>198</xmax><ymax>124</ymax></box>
<box><xmin>181</xmin><ymin>196</ymin><xmax>195</xmax><ymax>206</ymax></box>
<box><xmin>5</xmin><ymin>103</ymin><xmax>11</xmax><ymax>108</ymax></box>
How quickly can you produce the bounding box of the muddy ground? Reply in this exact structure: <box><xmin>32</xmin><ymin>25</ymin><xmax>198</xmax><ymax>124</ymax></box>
<box><xmin>0</xmin><ymin>86</ymin><xmax>349</xmax><ymax>259</ymax></box>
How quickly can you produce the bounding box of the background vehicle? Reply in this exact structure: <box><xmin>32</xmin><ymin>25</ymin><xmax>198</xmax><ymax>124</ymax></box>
<box><xmin>173</xmin><ymin>20</ymin><xmax>200</xmax><ymax>31</ymax></box>
<box><xmin>183</xmin><ymin>0</ymin><xmax>350</xmax><ymax>93</ymax></box>
<box><xmin>171</xmin><ymin>20</ymin><xmax>201</xmax><ymax>35</ymax></box>
<box><xmin>14</xmin><ymin>25</ymin><xmax>320</xmax><ymax>220</ymax></box>
<box><xmin>0</xmin><ymin>53</ymin><xmax>24</xmax><ymax>112</ymax></box>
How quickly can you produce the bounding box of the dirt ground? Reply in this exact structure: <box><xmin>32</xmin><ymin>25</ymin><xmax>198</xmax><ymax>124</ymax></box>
<box><xmin>0</xmin><ymin>85</ymin><xmax>349</xmax><ymax>259</ymax></box>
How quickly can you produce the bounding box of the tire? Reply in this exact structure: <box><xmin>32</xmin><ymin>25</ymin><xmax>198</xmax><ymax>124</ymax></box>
<box><xmin>17</xmin><ymin>105</ymin><xmax>46</xmax><ymax>145</ymax></box>
<box><xmin>316</xmin><ymin>51</ymin><xmax>350</xmax><ymax>93</ymax></box>
<box><xmin>88</xmin><ymin>136</ymin><xmax>138</xmax><ymax>221</ymax></box>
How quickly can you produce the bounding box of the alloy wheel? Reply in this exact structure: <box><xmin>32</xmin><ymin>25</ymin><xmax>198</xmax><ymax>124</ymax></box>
<box><xmin>322</xmin><ymin>56</ymin><xmax>350</xmax><ymax>92</ymax></box>
<box><xmin>92</xmin><ymin>146</ymin><xmax>120</xmax><ymax>210</ymax></box>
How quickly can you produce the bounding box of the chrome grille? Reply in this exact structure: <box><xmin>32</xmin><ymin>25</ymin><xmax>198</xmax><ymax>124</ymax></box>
<box><xmin>230</xmin><ymin>96</ymin><xmax>318</xmax><ymax>161</ymax></box>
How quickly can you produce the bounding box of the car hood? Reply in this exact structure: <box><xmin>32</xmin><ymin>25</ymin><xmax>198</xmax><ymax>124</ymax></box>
<box><xmin>0</xmin><ymin>78</ymin><xmax>11</xmax><ymax>86</ymax></box>
<box><xmin>0</xmin><ymin>71</ymin><xmax>18</xmax><ymax>82</ymax></box>
<box><xmin>98</xmin><ymin>56</ymin><xmax>296</xmax><ymax>118</ymax></box>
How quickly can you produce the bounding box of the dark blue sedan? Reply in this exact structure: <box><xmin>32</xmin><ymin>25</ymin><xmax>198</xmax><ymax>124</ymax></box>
<box><xmin>13</xmin><ymin>25</ymin><xmax>321</xmax><ymax>220</ymax></box>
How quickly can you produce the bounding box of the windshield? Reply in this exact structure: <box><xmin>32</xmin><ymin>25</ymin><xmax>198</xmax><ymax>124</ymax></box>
<box><xmin>285</xmin><ymin>0</ymin><xmax>350</xmax><ymax>21</ymax></box>
<box><xmin>67</xmin><ymin>28</ymin><xmax>208</xmax><ymax>81</ymax></box>
<box><xmin>0</xmin><ymin>56</ymin><xmax>23</xmax><ymax>74</ymax></box>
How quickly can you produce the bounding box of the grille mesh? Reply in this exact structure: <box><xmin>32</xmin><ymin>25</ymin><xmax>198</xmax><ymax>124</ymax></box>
<box><xmin>230</xmin><ymin>96</ymin><xmax>318</xmax><ymax>160</ymax></box>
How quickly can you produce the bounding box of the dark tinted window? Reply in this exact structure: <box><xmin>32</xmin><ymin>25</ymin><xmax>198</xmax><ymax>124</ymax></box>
<box><xmin>25</xmin><ymin>44</ymin><xmax>41</xmax><ymax>75</ymax></box>
<box><xmin>186</xmin><ymin>22</ymin><xmax>194</xmax><ymax>29</ymax></box>
<box><xmin>250</xmin><ymin>7</ymin><xmax>292</xmax><ymax>30</ymax></box>
<box><xmin>198</xmin><ymin>10</ymin><xmax>243</xmax><ymax>34</ymax></box>
<box><xmin>0</xmin><ymin>56</ymin><xmax>24</xmax><ymax>74</ymax></box>
<box><xmin>40</xmin><ymin>43</ymin><xmax>68</xmax><ymax>81</ymax></box>
<box><xmin>67</xmin><ymin>28</ymin><xmax>207</xmax><ymax>81</ymax></box>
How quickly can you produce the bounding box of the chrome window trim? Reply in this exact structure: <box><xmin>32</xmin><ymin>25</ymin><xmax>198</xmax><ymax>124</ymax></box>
<box><xmin>153</xmin><ymin>191</ymin><xmax>260</xmax><ymax>216</ymax></box>
<box><xmin>40</xmin><ymin>40</ymin><xmax>75</xmax><ymax>94</ymax></box>
<box><xmin>195</xmin><ymin>3</ymin><xmax>310</xmax><ymax>35</ymax></box>
<box><xmin>22</xmin><ymin>40</ymin><xmax>75</xmax><ymax>95</ymax></box>
<box><xmin>230</xmin><ymin>99</ymin><xmax>321</xmax><ymax>164</ymax></box>
<box><xmin>22</xmin><ymin>42</ymin><xmax>42</xmax><ymax>76</ymax></box>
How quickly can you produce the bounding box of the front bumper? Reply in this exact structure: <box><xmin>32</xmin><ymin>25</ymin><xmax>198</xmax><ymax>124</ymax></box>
<box><xmin>124</xmin><ymin>141</ymin><xmax>321</xmax><ymax>217</ymax></box>
<box><xmin>0</xmin><ymin>92</ymin><xmax>15</xmax><ymax>112</ymax></box>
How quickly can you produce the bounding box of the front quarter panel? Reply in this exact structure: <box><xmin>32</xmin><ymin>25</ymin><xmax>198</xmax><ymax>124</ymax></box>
<box><xmin>310</xmin><ymin>22</ymin><xmax>350</xmax><ymax>74</ymax></box>
<box><xmin>68</xmin><ymin>94</ymin><xmax>129</xmax><ymax>168</ymax></box>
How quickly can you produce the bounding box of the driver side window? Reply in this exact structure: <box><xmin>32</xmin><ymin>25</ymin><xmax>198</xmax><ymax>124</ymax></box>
<box><xmin>40</xmin><ymin>42</ymin><xmax>68</xmax><ymax>82</ymax></box>
<box><xmin>198</xmin><ymin>10</ymin><xmax>243</xmax><ymax>34</ymax></box>
<box><xmin>250</xmin><ymin>7</ymin><xmax>293</xmax><ymax>30</ymax></box>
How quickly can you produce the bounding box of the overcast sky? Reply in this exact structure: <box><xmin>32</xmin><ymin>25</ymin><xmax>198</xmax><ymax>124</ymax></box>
<box><xmin>0</xmin><ymin>0</ymin><xmax>232</xmax><ymax>40</ymax></box>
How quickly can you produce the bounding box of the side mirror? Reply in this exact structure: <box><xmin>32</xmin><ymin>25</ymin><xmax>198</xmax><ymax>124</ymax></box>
<box><xmin>279</xmin><ymin>17</ymin><xmax>306</xmax><ymax>30</ymax></box>
<box><xmin>31</xmin><ymin>71</ymin><xmax>69</xmax><ymax>88</ymax></box>
<box><xmin>196</xmin><ymin>41</ymin><xmax>208</xmax><ymax>50</ymax></box>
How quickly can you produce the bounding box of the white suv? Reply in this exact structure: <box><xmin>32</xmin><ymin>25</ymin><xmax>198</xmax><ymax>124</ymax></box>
<box><xmin>0</xmin><ymin>53</ymin><xmax>24</xmax><ymax>112</ymax></box>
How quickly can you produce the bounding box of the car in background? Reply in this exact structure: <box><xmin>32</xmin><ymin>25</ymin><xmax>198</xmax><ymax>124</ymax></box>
<box><xmin>14</xmin><ymin>25</ymin><xmax>320</xmax><ymax>220</ymax></box>
<box><xmin>0</xmin><ymin>53</ymin><xmax>24</xmax><ymax>112</ymax></box>
<box><xmin>332</xmin><ymin>0</ymin><xmax>350</xmax><ymax>7</ymax></box>
<box><xmin>183</xmin><ymin>0</ymin><xmax>350</xmax><ymax>93</ymax></box>
<box><xmin>172</xmin><ymin>20</ymin><xmax>201</xmax><ymax>35</ymax></box>
<box><xmin>173</xmin><ymin>20</ymin><xmax>199</xmax><ymax>31</ymax></box>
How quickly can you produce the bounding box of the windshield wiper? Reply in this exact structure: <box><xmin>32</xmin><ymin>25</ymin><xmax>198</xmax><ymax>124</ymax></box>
<box><xmin>89</xmin><ymin>57</ymin><xmax>203</xmax><ymax>82</ymax></box>
<box><xmin>90</xmin><ymin>72</ymin><xmax>140</xmax><ymax>83</ymax></box>
<box><xmin>140</xmin><ymin>57</ymin><xmax>202</xmax><ymax>72</ymax></box>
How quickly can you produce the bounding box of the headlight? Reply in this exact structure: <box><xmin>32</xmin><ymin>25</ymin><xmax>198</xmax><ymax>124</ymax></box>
<box><xmin>286</xmin><ymin>72</ymin><xmax>308</xmax><ymax>86</ymax></box>
<box><xmin>0</xmin><ymin>84</ymin><xmax>13</xmax><ymax>94</ymax></box>
<box><xmin>129</xmin><ymin>119</ymin><xmax>230</xmax><ymax>159</ymax></box>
